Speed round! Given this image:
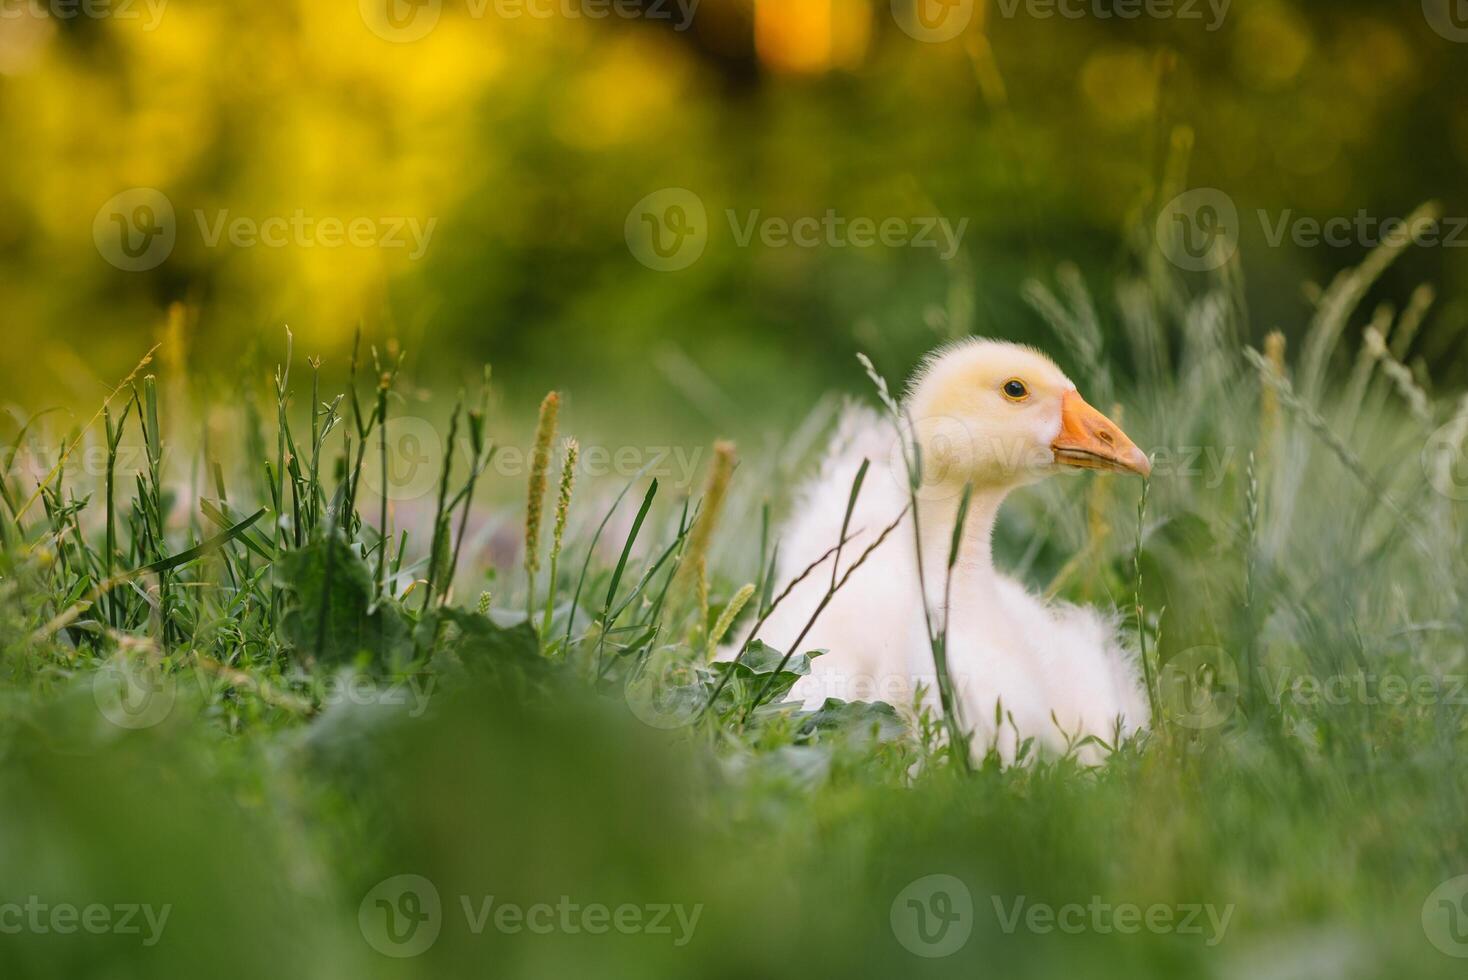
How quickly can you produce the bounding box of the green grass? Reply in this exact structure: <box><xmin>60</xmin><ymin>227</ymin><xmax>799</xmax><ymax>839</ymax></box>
<box><xmin>2</xmin><ymin>234</ymin><xmax>1468</xmax><ymax>979</ymax></box>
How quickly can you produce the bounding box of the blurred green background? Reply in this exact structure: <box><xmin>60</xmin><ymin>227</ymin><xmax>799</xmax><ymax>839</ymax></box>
<box><xmin>3</xmin><ymin>0</ymin><xmax>1467</xmax><ymax>437</ymax></box>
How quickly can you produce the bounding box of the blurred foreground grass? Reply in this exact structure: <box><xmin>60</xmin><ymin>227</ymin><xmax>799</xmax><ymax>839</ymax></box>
<box><xmin>2</xmin><ymin>234</ymin><xmax>1468</xmax><ymax>978</ymax></box>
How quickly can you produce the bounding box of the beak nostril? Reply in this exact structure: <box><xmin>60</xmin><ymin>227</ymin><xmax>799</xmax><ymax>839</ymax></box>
<box><xmin>1056</xmin><ymin>390</ymin><xmax>1147</xmax><ymax>476</ymax></box>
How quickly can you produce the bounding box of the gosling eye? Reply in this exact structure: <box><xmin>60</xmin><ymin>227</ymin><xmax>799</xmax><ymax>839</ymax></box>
<box><xmin>1001</xmin><ymin>379</ymin><xmax>1029</xmax><ymax>402</ymax></box>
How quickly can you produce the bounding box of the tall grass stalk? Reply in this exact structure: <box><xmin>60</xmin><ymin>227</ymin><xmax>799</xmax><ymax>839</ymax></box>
<box><xmin>374</xmin><ymin>375</ymin><xmax>391</xmax><ymax>599</ymax></box>
<box><xmin>592</xmin><ymin>478</ymin><xmax>657</xmax><ymax>678</ymax></box>
<box><xmin>447</xmin><ymin>372</ymin><xmax>494</xmax><ymax>610</ymax></box>
<box><xmin>524</xmin><ymin>391</ymin><xmax>560</xmax><ymax>622</ymax></box>
<box><xmin>422</xmin><ymin>403</ymin><xmax>462</xmax><ymax>611</ymax></box>
<box><xmin>272</xmin><ymin>330</ymin><xmax>292</xmax><ymax>625</ymax></box>
<box><xmin>541</xmin><ymin>438</ymin><xmax>578</xmax><ymax>636</ymax></box>
<box><xmin>1133</xmin><ymin>479</ymin><xmax>1159</xmax><ymax>724</ymax></box>
<box><xmin>936</xmin><ymin>481</ymin><xmax>976</xmax><ymax>768</ymax></box>
<box><xmin>671</xmin><ymin>439</ymin><xmax>736</xmax><ymax>625</ymax></box>
<box><xmin>858</xmin><ymin>352</ymin><xmax>972</xmax><ymax>770</ymax></box>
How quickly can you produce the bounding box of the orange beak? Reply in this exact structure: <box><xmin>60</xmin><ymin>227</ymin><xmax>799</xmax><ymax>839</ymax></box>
<box><xmin>1051</xmin><ymin>390</ymin><xmax>1151</xmax><ymax>478</ymax></box>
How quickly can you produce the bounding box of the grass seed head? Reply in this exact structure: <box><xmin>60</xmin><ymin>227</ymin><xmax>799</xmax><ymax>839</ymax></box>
<box><xmin>709</xmin><ymin>582</ymin><xmax>755</xmax><ymax>655</ymax></box>
<box><xmin>686</xmin><ymin>440</ymin><xmax>736</xmax><ymax>573</ymax></box>
<box><xmin>1261</xmin><ymin>330</ymin><xmax>1286</xmax><ymax>450</ymax></box>
<box><xmin>669</xmin><ymin>440</ymin><xmax>735</xmax><ymax>627</ymax></box>
<box><xmin>524</xmin><ymin>391</ymin><xmax>561</xmax><ymax>574</ymax></box>
<box><xmin>551</xmin><ymin>438</ymin><xmax>579</xmax><ymax>564</ymax></box>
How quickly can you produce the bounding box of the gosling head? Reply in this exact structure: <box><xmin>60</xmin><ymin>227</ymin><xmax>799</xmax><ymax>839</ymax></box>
<box><xmin>902</xmin><ymin>338</ymin><xmax>1151</xmax><ymax>494</ymax></box>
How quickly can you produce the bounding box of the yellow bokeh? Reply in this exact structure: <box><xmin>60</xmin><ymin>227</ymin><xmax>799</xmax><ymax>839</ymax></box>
<box><xmin>755</xmin><ymin>0</ymin><xmax>870</xmax><ymax>74</ymax></box>
<box><xmin>1079</xmin><ymin>46</ymin><xmax>1158</xmax><ymax>130</ymax></box>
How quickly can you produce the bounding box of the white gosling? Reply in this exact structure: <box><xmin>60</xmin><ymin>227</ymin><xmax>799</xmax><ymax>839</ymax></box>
<box><xmin>752</xmin><ymin>339</ymin><xmax>1153</xmax><ymax>764</ymax></box>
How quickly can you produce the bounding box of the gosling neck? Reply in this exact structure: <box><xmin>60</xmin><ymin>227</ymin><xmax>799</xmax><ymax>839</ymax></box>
<box><xmin>914</xmin><ymin>483</ymin><xmax>1010</xmax><ymax>588</ymax></box>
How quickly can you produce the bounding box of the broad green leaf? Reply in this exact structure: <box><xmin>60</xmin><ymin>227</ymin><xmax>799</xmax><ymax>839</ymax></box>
<box><xmin>278</xmin><ymin>535</ymin><xmax>411</xmax><ymax>668</ymax></box>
